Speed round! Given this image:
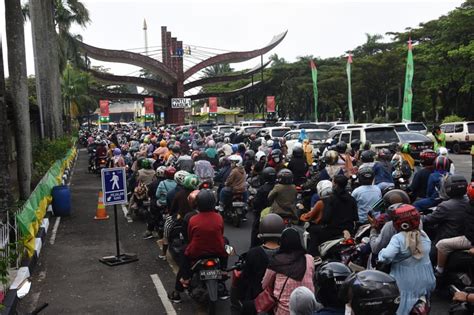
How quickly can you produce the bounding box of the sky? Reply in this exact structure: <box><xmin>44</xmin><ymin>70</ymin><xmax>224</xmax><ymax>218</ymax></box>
<box><xmin>0</xmin><ymin>0</ymin><xmax>465</xmax><ymax>88</ymax></box>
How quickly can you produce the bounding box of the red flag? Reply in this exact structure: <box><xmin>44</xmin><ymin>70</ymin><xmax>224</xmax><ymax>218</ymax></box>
<box><xmin>266</xmin><ymin>96</ymin><xmax>275</xmax><ymax>113</ymax></box>
<box><xmin>99</xmin><ymin>100</ymin><xmax>109</xmax><ymax>116</ymax></box>
<box><xmin>347</xmin><ymin>53</ymin><xmax>353</xmax><ymax>64</ymax></box>
<box><xmin>209</xmin><ymin>97</ymin><xmax>218</xmax><ymax>113</ymax></box>
<box><xmin>310</xmin><ymin>60</ymin><xmax>316</xmax><ymax>70</ymax></box>
<box><xmin>144</xmin><ymin>97</ymin><xmax>154</xmax><ymax>114</ymax></box>
<box><xmin>408</xmin><ymin>37</ymin><xmax>413</xmax><ymax>50</ymax></box>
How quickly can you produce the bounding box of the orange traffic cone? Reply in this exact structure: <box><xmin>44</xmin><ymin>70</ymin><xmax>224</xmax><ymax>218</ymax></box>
<box><xmin>94</xmin><ymin>190</ymin><xmax>109</xmax><ymax>220</ymax></box>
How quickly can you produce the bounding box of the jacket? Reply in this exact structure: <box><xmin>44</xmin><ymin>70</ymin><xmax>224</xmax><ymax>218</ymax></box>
<box><xmin>288</xmin><ymin>157</ymin><xmax>309</xmax><ymax>185</ymax></box>
<box><xmin>322</xmin><ymin>190</ymin><xmax>358</xmax><ymax>233</ymax></box>
<box><xmin>185</xmin><ymin>211</ymin><xmax>227</xmax><ymax>259</ymax></box>
<box><xmin>268</xmin><ymin>184</ymin><xmax>297</xmax><ymax>220</ymax></box>
<box><xmin>225</xmin><ymin>166</ymin><xmax>246</xmax><ymax>193</ymax></box>
<box><xmin>466</xmin><ymin>204</ymin><xmax>474</xmax><ymax>245</ymax></box>
<box><xmin>423</xmin><ymin>196</ymin><xmax>470</xmax><ymax>243</ymax></box>
<box><xmin>253</xmin><ymin>183</ymin><xmax>275</xmax><ymax>213</ymax></box>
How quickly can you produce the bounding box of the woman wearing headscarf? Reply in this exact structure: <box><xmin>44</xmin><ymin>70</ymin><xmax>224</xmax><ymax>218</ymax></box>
<box><xmin>289</xmin><ymin>287</ymin><xmax>322</xmax><ymax>315</ymax></box>
<box><xmin>378</xmin><ymin>204</ymin><xmax>435</xmax><ymax>315</ymax></box>
<box><xmin>298</xmin><ymin>129</ymin><xmax>308</xmax><ymax>143</ymax></box>
<box><xmin>261</xmin><ymin>228</ymin><xmax>315</xmax><ymax>315</ymax></box>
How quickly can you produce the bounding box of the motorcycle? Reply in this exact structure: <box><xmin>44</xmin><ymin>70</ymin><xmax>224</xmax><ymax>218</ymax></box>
<box><xmin>449</xmin><ymin>285</ymin><xmax>474</xmax><ymax>315</ymax></box>
<box><xmin>168</xmin><ymin>219</ymin><xmax>185</xmax><ymax>263</ymax></box>
<box><xmin>97</xmin><ymin>155</ymin><xmax>108</xmax><ymax>174</ymax></box>
<box><xmin>220</xmin><ymin>193</ymin><xmax>247</xmax><ymax>227</ymax></box>
<box><xmin>442</xmin><ymin>250</ymin><xmax>474</xmax><ymax>290</ymax></box>
<box><xmin>186</xmin><ymin>245</ymin><xmax>234</xmax><ymax>315</ymax></box>
<box><xmin>227</xmin><ymin>251</ymin><xmax>247</xmax><ymax>313</ymax></box>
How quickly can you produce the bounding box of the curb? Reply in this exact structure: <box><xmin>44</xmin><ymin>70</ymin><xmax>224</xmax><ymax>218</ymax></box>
<box><xmin>2</xmin><ymin>149</ymin><xmax>78</xmax><ymax>315</ymax></box>
<box><xmin>2</xmin><ymin>208</ymin><xmax>53</xmax><ymax>315</ymax></box>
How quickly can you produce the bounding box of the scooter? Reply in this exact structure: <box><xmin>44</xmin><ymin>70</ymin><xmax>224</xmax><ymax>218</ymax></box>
<box><xmin>168</xmin><ymin>219</ymin><xmax>185</xmax><ymax>263</ymax></box>
<box><xmin>221</xmin><ymin>193</ymin><xmax>247</xmax><ymax>227</ymax></box>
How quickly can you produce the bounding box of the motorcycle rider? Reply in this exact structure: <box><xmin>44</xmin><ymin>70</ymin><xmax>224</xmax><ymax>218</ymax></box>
<box><xmin>319</xmin><ymin>150</ymin><xmax>344</xmax><ymax>181</ymax></box>
<box><xmin>168</xmin><ymin>190</ymin><xmax>228</xmax><ymax>303</ymax></box>
<box><xmin>378</xmin><ymin>204</ymin><xmax>435</xmax><ymax>315</ymax></box>
<box><xmin>268</xmin><ymin>169</ymin><xmax>298</xmax><ymax>222</ymax></box>
<box><xmin>432</xmin><ymin>125</ymin><xmax>446</xmax><ymax>151</ymax></box>
<box><xmin>302</xmin><ymin>138</ymin><xmax>314</xmax><ymax>165</ymax></box>
<box><xmin>193</xmin><ymin>152</ymin><xmax>215</xmax><ymax>183</ymax></box>
<box><xmin>351</xmin><ymin>166</ymin><xmax>382</xmax><ymax>224</ymax></box>
<box><xmin>142</xmin><ymin>166</ymin><xmax>167</xmax><ymax>239</ymax></box>
<box><xmin>175</xmin><ymin>147</ymin><xmax>194</xmax><ymax>172</ymax></box>
<box><xmin>248</xmin><ymin>134</ymin><xmax>260</xmax><ymax>152</ymax></box>
<box><xmin>407</xmin><ymin>149</ymin><xmax>436</xmax><ymax>200</ymax></box>
<box><xmin>250</xmin><ymin>167</ymin><xmax>277</xmax><ymax>247</ymax></box>
<box><xmin>111</xmin><ymin>148</ymin><xmax>126</xmax><ymax>168</ymax></box>
<box><xmin>288</xmin><ymin>146</ymin><xmax>309</xmax><ymax>186</ymax></box>
<box><xmin>314</xmin><ymin>262</ymin><xmax>352</xmax><ymax>315</ymax></box>
<box><xmin>413</xmin><ymin>155</ymin><xmax>451</xmax><ymax>212</ymax></box>
<box><xmin>217</xmin><ymin>155</ymin><xmax>246</xmax><ymax>212</ymax></box>
<box><xmin>268</xmin><ymin>149</ymin><xmax>285</xmax><ymax>173</ymax></box>
<box><xmin>95</xmin><ymin>140</ymin><xmax>108</xmax><ymax>168</ymax></box>
<box><xmin>238</xmin><ymin>214</ymin><xmax>285</xmax><ymax>315</ymax></box>
<box><xmin>358</xmin><ymin>149</ymin><xmax>375</xmax><ymax>169</ymax></box>
<box><xmin>341</xmin><ymin>270</ymin><xmax>400</xmax><ymax>315</ymax></box>
<box><xmin>373</xmin><ymin>149</ymin><xmax>395</xmax><ymax>191</ymax></box>
<box><xmin>422</xmin><ymin>174</ymin><xmax>470</xmax><ymax>263</ymax></box>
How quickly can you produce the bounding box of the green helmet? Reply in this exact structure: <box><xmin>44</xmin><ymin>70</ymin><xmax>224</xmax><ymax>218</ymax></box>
<box><xmin>141</xmin><ymin>158</ymin><xmax>151</xmax><ymax>169</ymax></box>
<box><xmin>183</xmin><ymin>174</ymin><xmax>200</xmax><ymax>190</ymax></box>
<box><xmin>400</xmin><ymin>143</ymin><xmax>411</xmax><ymax>154</ymax></box>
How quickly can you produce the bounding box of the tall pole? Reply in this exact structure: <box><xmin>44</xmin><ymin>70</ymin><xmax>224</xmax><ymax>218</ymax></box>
<box><xmin>143</xmin><ymin>19</ymin><xmax>148</xmax><ymax>56</ymax></box>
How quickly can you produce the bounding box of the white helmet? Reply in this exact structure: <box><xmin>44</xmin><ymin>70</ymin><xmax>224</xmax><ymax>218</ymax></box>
<box><xmin>317</xmin><ymin>180</ymin><xmax>333</xmax><ymax>198</ymax></box>
<box><xmin>156</xmin><ymin>166</ymin><xmax>167</xmax><ymax>178</ymax></box>
<box><xmin>174</xmin><ymin>170</ymin><xmax>190</xmax><ymax>186</ymax></box>
<box><xmin>255</xmin><ymin>151</ymin><xmax>266</xmax><ymax>162</ymax></box>
<box><xmin>208</xmin><ymin>140</ymin><xmax>216</xmax><ymax>148</ymax></box>
<box><xmin>228</xmin><ymin>154</ymin><xmax>243</xmax><ymax>167</ymax></box>
<box><xmin>266</xmin><ymin>140</ymin><xmax>274</xmax><ymax>147</ymax></box>
<box><xmin>437</xmin><ymin>147</ymin><xmax>448</xmax><ymax>156</ymax></box>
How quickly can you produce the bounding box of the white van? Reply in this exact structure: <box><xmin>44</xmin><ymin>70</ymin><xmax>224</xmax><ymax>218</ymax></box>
<box><xmin>331</xmin><ymin>126</ymin><xmax>401</xmax><ymax>149</ymax></box>
<box><xmin>239</xmin><ymin>120</ymin><xmax>265</xmax><ymax>127</ymax></box>
<box><xmin>439</xmin><ymin>121</ymin><xmax>474</xmax><ymax>153</ymax></box>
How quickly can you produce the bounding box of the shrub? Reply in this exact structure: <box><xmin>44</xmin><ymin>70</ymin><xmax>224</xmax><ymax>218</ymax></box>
<box><xmin>32</xmin><ymin>137</ymin><xmax>73</xmax><ymax>183</ymax></box>
<box><xmin>442</xmin><ymin>115</ymin><xmax>465</xmax><ymax>124</ymax></box>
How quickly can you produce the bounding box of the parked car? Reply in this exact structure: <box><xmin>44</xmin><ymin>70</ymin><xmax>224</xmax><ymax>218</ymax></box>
<box><xmin>274</xmin><ymin>120</ymin><xmax>298</xmax><ymax>128</ymax></box>
<box><xmin>256</xmin><ymin>127</ymin><xmax>291</xmax><ymax>139</ymax></box>
<box><xmin>239</xmin><ymin>120</ymin><xmax>265</xmax><ymax>127</ymax></box>
<box><xmin>330</xmin><ymin>126</ymin><xmax>401</xmax><ymax>150</ymax></box>
<box><xmin>214</xmin><ymin>125</ymin><xmax>235</xmax><ymax>136</ymax></box>
<box><xmin>390</xmin><ymin>122</ymin><xmax>428</xmax><ymax>134</ymax></box>
<box><xmin>398</xmin><ymin>132</ymin><xmax>434</xmax><ymax>162</ymax></box>
<box><xmin>438</xmin><ymin>121</ymin><xmax>474</xmax><ymax>153</ymax></box>
<box><xmin>284</xmin><ymin>129</ymin><xmax>328</xmax><ymax>156</ymax></box>
<box><xmin>328</xmin><ymin>123</ymin><xmax>375</xmax><ymax>138</ymax></box>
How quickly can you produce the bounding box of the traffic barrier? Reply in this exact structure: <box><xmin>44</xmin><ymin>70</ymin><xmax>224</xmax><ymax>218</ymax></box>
<box><xmin>94</xmin><ymin>190</ymin><xmax>109</xmax><ymax>220</ymax></box>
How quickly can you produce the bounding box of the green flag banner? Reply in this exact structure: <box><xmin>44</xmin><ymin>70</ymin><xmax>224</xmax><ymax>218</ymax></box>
<box><xmin>402</xmin><ymin>39</ymin><xmax>414</xmax><ymax>122</ymax></box>
<box><xmin>310</xmin><ymin>60</ymin><xmax>318</xmax><ymax>122</ymax></box>
<box><xmin>346</xmin><ymin>54</ymin><xmax>354</xmax><ymax>124</ymax></box>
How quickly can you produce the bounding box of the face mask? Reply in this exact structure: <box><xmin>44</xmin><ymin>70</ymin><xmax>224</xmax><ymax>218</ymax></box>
<box><xmin>274</xmin><ymin>157</ymin><xmax>280</xmax><ymax>163</ymax></box>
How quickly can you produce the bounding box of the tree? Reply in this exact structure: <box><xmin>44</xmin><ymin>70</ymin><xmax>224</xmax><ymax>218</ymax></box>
<box><xmin>0</xmin><ymin>36</ymin><xmax>13</xmax><ymax>217</ymax></box>
<box><xmin>5</xmin><ymin>0</ymin><xmax>32</xmax><ymax>199</ymax></box>
<box><xmin>202</xmin><ymin>63</ymin><xmax>233</xmax><ymax>78</ymax></box>
<box><xmin>29</xmin><ymin>0</ymin><xmax>63</xmax><ymax>139</ymax></box>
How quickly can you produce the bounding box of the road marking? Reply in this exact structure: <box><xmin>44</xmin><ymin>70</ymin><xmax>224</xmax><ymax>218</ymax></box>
<box><xmin>49</xmin><ymin>217</ymin><xmax>61</xmax><ymax>245</ymax></box>
<box><xmin>150</xmin><ymin>274</ymin><xmax>177</xmax><ymax>315</ymax></box>
<box><xmin>121</xmin><ymin>204</ymin><xmax>133</xmax><ymax>222</ymax></box>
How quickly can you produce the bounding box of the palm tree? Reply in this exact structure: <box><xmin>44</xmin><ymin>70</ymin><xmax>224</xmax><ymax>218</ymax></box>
<box><xmin>202</xmin><ymin>63</ymin><xmax>233</xmax><ymax>78</ymax></box>
<box><xmin>62</xmin><ymin>64</ymin><xmax>96</xmax><ymax>124</ymax></box>
<box><xmin>5</xmin><ymin>0</ymin><xmax>32</xmax><ymax>199</ymax></box>
<box><xmin>0</xmin><ymin>37</ymin><xmax>13</xmax><ymax>217</ymax></box>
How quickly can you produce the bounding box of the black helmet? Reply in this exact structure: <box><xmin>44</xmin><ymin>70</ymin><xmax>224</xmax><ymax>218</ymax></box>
<box><xmin>262</xmin><ymin>167</ymin><xmax>277</xmax><ymax>184</ymax></box>
<box><xmin>388</xmin><ymin>142</ymin><xmax>399</xmax><ymax>154</ymax></box>
<box><xmin>271</xmin><ymin>149</ymin><xmax>283</xmax><ymax>163</ymax></box>
<box><xmin>292</xmin><ymin>146</ymin><xmax>304</xmax><ymax>158</ymax></box>
<box><xmin>316</xmin><ymin>262</ymin><xmax>351</xmax><ymax>308</ymax></box>
<box><xmin>238</xmin><ymin>143</ymin><xmax>246</xmax><ymax>152</ymax></box>
<box><xmin>341</xmin><ymin>270</ymin><xmax>400</xmax><ymax>315</ymax></box>
<box><xmin>245</xmin><ymin>149</ymin><xmax>255</xmax><ymax>160</ymax></box>
<box><xmin>350</xmin><ymin>139</ymin><xmax>361</xmax><ymax>151</ymax></box>
<box><xmin>420</xmin><ymin>149</ymin><xmax>436</xmax><ymax>167</ymax></box>
<box><xmin>258</xmin><ymin>213</ymin><xmax>285</xmax><ymax>240</ymax></box>
<box><xmin>277</xmin><ymin>169</ymin><xmax>293</xmax><ymax>185</ymax></box>
<box><xmin>324</xmin><ymin>150</ymin><xmax>339</xmax><ymax>166</ymax></box>
<box><xmin>360</xmin><ymin>150</ymin><xmax>375</xmax><ymax>163</ymax></box>
<box><xmin>378</xmin><ymin>148</ymin><xmax>393</xmax><ymax>161</ymax></box>
<box><xmin>383</xmin><ymin>189</ymin><xmax>410</xmax><ymax>208</ymax></box>
<box><xmin>434</xmin><ymin>156</ymin><xmax>451</xmax><ymax>171</ymax></box>
<box><xmin>171</xmin><ymin>145</ymin><xmax>181</xmax><ymax>154</ymax></box>
<box><xmin>362</xmin><ymin>140</ymin><xmax>372</xmax><ymax>151</ymax></box>
<box><xmin>336</xmin><ymin>141</ymin><xmax>347</xmax><ymax>154</ymax></box>
<box><xmin>196</xmin><ymin>190</ymin><xmax>216</xmax><ymax>212</ymax></box>
<box><xmin>358</xmin><ymin>166</ymin><xmax>375</xmax><ymax>184</ymax></box>
<box><xmin>444</xmin><ymin>174</ymin><xmax>468</xmax><ymax>198</ymax></box>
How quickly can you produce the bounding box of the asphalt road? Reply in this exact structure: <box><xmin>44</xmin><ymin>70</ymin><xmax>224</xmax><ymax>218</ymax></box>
<box><xmin>16</xmin><ymin>151</ymin><xmax>473</xmax><ymax>314</ymax></box>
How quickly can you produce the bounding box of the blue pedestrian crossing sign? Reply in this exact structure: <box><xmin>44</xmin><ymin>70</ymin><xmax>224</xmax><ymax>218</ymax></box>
<box><xmin>101</xmin><ymin>168</ymin><xmax>128</xmax><ymax>206</ymax></box>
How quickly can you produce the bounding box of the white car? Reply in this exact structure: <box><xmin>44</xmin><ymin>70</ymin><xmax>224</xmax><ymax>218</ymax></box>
<box><xmin>214</xmin><ymin>125</ymin><xmax>235</xmax><ymax>137</ymax></box>
<box><xmin>284</xmin><ymin>129</ymin><xmax>328</xmax><ymax>156</ymax></box>
<box><xmin>256</xmin><ymin>127</ymin><xmax>291</xmax><ymax>140</ymax></box>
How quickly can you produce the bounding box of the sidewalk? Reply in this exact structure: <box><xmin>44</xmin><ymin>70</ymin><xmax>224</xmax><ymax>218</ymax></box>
<box><xmin>15</xmin><ymin>149</ymin><xmax>176</xmax><ymax>314</ymax></box>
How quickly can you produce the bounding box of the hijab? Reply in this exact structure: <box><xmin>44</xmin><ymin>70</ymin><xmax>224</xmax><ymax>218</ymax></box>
<box><xmin>269</xmin><ymin>228</ymin><xmax>307</xmax><ymax>280</ymax></box>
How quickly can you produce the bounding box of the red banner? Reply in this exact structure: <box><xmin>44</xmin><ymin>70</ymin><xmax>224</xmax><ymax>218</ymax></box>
<box><xmin>209</xmin><ymin>97</ymin><xmax>218</xmax><ymax>113</ymax></box>
<box><xmin>99</xmin><ymin>100</ymin><xmax>109</xmax><ymax>116</ymax></box>
<box><xmin>144</xmin><ymin>97</ymin><xmax>154</xmax><ymax>114</ymax></box>
<box><xmin>266</xmin><ymin>96</ymin><xmax>275</xmax><ymax>113</ymax></box>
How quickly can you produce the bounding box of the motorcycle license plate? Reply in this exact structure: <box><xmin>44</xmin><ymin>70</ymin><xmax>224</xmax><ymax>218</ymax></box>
<box><xmin>200</xmin><ymin>269</ymin><xmax>221</xmax><ymax>280</ymax></box>
<box><xmin>143</xmin><ymin>200</ymin><xmax>151</xmax><ymax>206</ymax></box>
<box><xmin>232</xmin><ymin>202</ymin><xmax>246</xmax><ymax>207</ymax></box>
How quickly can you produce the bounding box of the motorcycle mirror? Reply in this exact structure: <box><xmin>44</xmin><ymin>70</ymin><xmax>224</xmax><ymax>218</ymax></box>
<box><xmin>225</xmin><ymin>245</ymin><xmax>235</xmax><ymax>256</ymax></box>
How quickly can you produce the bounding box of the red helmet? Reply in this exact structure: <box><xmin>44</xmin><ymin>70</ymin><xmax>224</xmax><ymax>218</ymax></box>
<box><xmin>164</xmin><ymin>166</ymin><xmax>177</xmax><ymax>179</ymax></box>
<box><xmin>391</xmin><ymin>204</ymin><xmax>420</xmax><ymax>232</ymax></box>
<box><xmin>419</xmin><ymin>149</ymin><xmax>436</xmax><ymax>167</ymax></box>
<box><xmin>467</xmin><ymin>182</ymin><xmax>474</xmax><ymax>202</ymax></box>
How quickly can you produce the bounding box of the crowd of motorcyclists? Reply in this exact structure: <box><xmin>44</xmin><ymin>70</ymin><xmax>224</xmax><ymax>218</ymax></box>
<box><xmin>79</xmin><ymin>123</ymin><xmax>474</xmax><ymax>315</ymax></box>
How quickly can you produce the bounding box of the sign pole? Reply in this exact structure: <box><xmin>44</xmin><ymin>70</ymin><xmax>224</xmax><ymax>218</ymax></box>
<box><xmin>99</xmin><ymin>167</ymin><xmax>138</xmax><ymax>266</ymax></box>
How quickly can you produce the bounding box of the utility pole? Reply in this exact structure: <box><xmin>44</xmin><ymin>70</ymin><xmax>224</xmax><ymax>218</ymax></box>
<box><xmin>143</xmin><ymin>19</ymin><xmax>148</xmax><ymax>56</ymax></box>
